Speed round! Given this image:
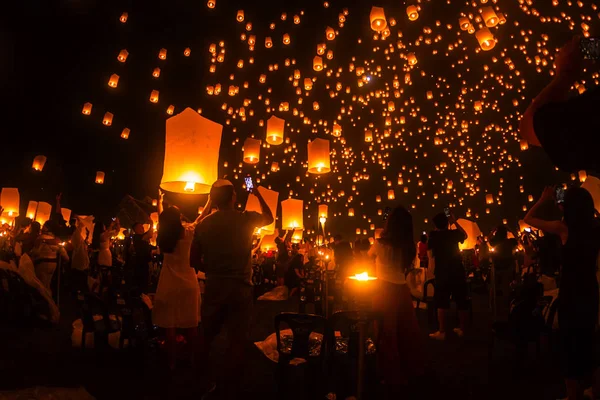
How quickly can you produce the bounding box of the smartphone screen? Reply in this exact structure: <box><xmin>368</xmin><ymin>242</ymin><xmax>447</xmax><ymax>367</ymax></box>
<box><xmin>555</xmin><ymin>187</ymin><xmax>565</xmax><ymax>204</ymax></box>
<box><xmin>581</xmin><ymin>37</ymin><xmax>600</xmax><ymax>60</ymax></box>
<box><xmin>244</xmin><ymin>176</ymin><xmax>254</xmax><ymax>192</ymax></box>
<box><xmin>444</xmin><ymin>207</ymin><xmax>450</xmax><ymax>217</ymax></box>
<box><xmin>524</xmin><ymin>228</ymin><xmax>531</xmax><ymax>233</ymax></box>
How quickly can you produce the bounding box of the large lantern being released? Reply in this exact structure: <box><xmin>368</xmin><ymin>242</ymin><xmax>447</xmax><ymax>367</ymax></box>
<box><xmin>266</xmin><ymin>116</ymin><xmax>285</xmax><ymax>145</ymax></box>
<box><xmin>61</xmin><ymin>208</ymin><xmax>72</xmax><ymax>225</ymax></box>
<box><xmin>26</xmin><ymin>201</ymin><xmax>38</xmax><ymax>220</ymax></box>
<box><xmin>307</xmin><ymin>138</ymin><xmax>331</xmax><ymax>174</ymax></box>
<box><xmin>35</xmin><ymin>202</ymin><xmax>52</xmax><ymax>225</ymax></box>
<box><xmin>457</xmin><ymin>219</ymin><xmax>482</xmax><ymax>250</ymax></box>
<box><xmin>281</xmin><ymin>198</ymin><xmax>304</xmax><ymax>229</ymax></box>
<box><xmin>243</xmin><ymin>138</ymin><xmax>261</xmax><ymax>164</ymax></box>
<box><xmin>95</xmin><ymin>171</ymin><xmax>105</xmax><ymax>184</ymax></box>
<box><xmin>0</xmin><ymin>188</ymin><xmax>20</xmax><ymax>218</ymax></box>
<box><xmin>475</xmin><ymin>28</ymin><xmax>495</xmax><ymax>51</ymax></box>
<box><xmin>160</xmin><ymin>108</ymin><xmax>223</xmax><ymax>194</ymax></box>
<box><xmin>369</xmin><ymin>6</ymin><xmax>387</xmax><ymax>32</ymax></box>
<box><xmin>32</xmin><ymin>155</ymin><xmax>47</xmax><ymax>171</ymax></box>
<box><xmin>246</xmin><ymin>186</ymin><xmax>279</xmax><ymax>234</ymax></box>
<box><xmin>318</xmin><ymin>204</ymin><xmax>328</xmax><ymax>219</ymax></box>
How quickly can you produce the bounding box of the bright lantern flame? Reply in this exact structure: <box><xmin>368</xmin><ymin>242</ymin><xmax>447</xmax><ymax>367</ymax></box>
<box><xmin>184</xmin><ymin>181</ymin><xmax>195</xmax><ymax>192</ymax></box>
<box><xmin>350</xmin><ymin>272</ymin><xmax>377</xmax><ymax>281</ymax></box>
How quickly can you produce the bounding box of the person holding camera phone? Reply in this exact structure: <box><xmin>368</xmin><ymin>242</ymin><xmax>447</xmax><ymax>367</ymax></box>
<box><xmin>520</xmin><ymin>36</ymin><xmax>600</xmax><ymax>172</ymax></box>
<box><xmin>525</xmin><ymin>187</ymin><xmax>600</xmax><ymax>400</ymax></box>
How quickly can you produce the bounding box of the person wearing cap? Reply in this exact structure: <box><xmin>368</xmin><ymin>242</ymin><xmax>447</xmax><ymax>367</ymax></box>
<box><xmin>191</xmin><ymin>179</ymin><xmax>273</xmax><ymax>399</ymax></box>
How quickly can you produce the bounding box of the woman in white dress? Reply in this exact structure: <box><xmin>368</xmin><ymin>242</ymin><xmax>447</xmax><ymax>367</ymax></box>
<box><xmin>153</xmin><ymin>191</ymin><xmax>204</xmax><ymax>370</ymax></box>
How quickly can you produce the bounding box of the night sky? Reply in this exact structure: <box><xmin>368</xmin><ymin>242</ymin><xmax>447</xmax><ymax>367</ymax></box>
<box><xmin>2</xmin><ymin>0</ymin><xmax>594</xmax><ymax>237</ymax></box>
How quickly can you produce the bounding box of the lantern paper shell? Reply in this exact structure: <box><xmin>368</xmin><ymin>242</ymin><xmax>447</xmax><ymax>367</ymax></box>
<box><xmin>150</xmin><ymin>90</ymin><xmax>159</xmax><ymax>103</ymax></box>
<box><xmin>108</xmin><ymin>74</ymin><xmax>119</xmax><ymax>88</ymax></box>
<box><xmin>243</xmin><ymin>138</ymin><xmax>261</xmax><ymax>164</ymax></box>
<box><xmin>369</xmin><ymin>6</ymin><xmax>387</xmax><ymax>32</ymax></box>
<box><xmin>266</xmin><ymin>116</ymin><xmax>285</xmax><ymax>145</ymax></box>
<box><xmin>260</xmin><ymin>233</ymin><xmax>277</xmax><ymax>251</ymax></box>
<box><xmin>313</xmin><ymin>56</ymin><xmax>323</xmax><ymax>71</ymax></box>
<box><xmin>95</xmin><ymin>171</ymin><xmax>105</xmax><ymax>184</ymax></box>
<box><xmin>32</xmin><ymin>155</ymin><xmax>47</xmax><ymax>171</ymax></box>
<box><xmin>160</xmin><ymin>108</ymin><xmax>223</xmax><ymax>194</ymax></box>
<box><xmin>246</xmin><ymin>186</ymin><xmax>279</xmax><ymax>234</ymax></box>
<box><xmin>121</xmin><ymin>128</ymin><xmax>130</xmax><ymax>139</ymax></box>
<box><xmin>457</xmin><ymin>219</ymin><xmax>482</xmax><ymax>250</ymax></box>
<box><xmin>318</xmin><ymin>204</ymin><xmax>328</xmax><ymax>219</ymax></box>
<box><xmin>406</xmin><ymin>5</ymin><xmax>419</xmax><ymax>21</ymax></box>
<box><xmin>520</xmin><ymin>140</ymin><xmax>529</xmax><ymax>151</ymax></box>
<box><xmin>476</xmin><ymin>28</ymin><xmax>495</xmax><ymax>51</ymax></box>
<box><xmin>61</xmin><ymin>208</ymin><xmax>72</xmax><ymax>225</ymax></box>
<box><xmin>308</xmin><ymin>138</ymin><xmax>331</xmax><ymax>174</ymax></box>
<box><xmin>281</xmin><ymin>198</ymin><xmax>304</xmax><ymax>229</ymax></box>
<box><xmin>159</xmin><ymin>48</ymin><xmax>167</xmax><ymax>60</ymax></box>
<box><xmin>486</xmin><ymin>194</ymin><xmax>494</xmax><ymax>204</ymax></box>
<box><xmin>82</xmin><ymin>102</ymin><xmax>92</xmax><ymax>115</ymax></box>
<box><xmin>35</xmin><ymin>202</ymin><xmax>52</xmax><ymax>225</ymax></box>
<box><xmin>579</xmin><ymin>171</ymin><xmax>588</xmax><ymax>183</ymax></box>
<box><xmin>26</xmin><ymin>201</ymin><xmax>38</xmax><ymax>220</ymax></box>
<box><xmin>481</xmin><ymin>6</ymin><xmax>499</xmax><ymax>27</ymax></box>
<box><xmin>103</xmin><ymin>112</ymin><xmax>113</xmax><ymax>126</ymax></box>
<box><xmin>117</xmin><ymin>49</ymin><xmax>129</xmax><ymax>62</ymax></box>
<box><xmin>0</xmin><ymin>188</ymin><xmax>20</xmax><ymax>217</ymax></box>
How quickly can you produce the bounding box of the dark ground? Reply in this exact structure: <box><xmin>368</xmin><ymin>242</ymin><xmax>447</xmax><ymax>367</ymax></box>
<box><xmin>0</xmin><ymin>287</ymin><xmax>571</xmax><ymax>400</ymax></box>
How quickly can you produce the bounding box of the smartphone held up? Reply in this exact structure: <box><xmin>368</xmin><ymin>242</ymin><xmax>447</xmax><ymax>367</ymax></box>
<box><xmin>244</xmin><ymin>175</ymin><xmax>254</xmax><ymax>193</ymax></box>
<box><xmin>580</xmin><ymin>37</ymin><xmax>600</xmax><ymax>60</ymax></box>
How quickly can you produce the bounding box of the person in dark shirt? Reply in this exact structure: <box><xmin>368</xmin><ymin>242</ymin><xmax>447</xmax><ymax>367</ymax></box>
<box><xmin>130</xmin><ymin>222</ymin><xmax>154</xmax><ymax>292</ymax></box>
<box><xmin>520</xmin><ymin>36</ymin><xmax>600</xmax><ymax>172</ymax></box>
<box><xmin>489</xmin><ymin>226</ymin><xmax>519</xmax><ymax>319</ymax></box>
<box><xmin>274</xmin><ymin>229</ymin><xmax>293</xmax><ymax>286</ymax></box>
<box><xmin>284</xmin><ymin>251</ymin><xmax>305</xmax><ymax>297</ymax></box>
<box><xmin>332</xmin><ymin>234</ymin><xmax>353</xmax><ymax>278</ymax></box>
<box><xmin>427</xmin><ymin>212</ymin><xmax>468</xmax><ymax>340</ymax></box>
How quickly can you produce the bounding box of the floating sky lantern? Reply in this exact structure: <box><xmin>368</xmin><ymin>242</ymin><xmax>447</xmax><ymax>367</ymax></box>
<box><xmin>117</xmin><ymin>49</ymin><xmax>129</xmax><ymax>62</ymax></box>
<box><xmin>167</xmin><ymin>105</ymin><xmax>175</xmax><ymax>115</ymax></box>
<box><xmin>481</xmin><ymin>6</ymin><xmax>499</xmax><ymax>27</ymax></box>
<box><xmin>26</xmin><ymin>201</ymin><xmax>38</xmax><ymax>220</ymax></box>
<box><xmin>121</xmin><ymin>128</ymin><xmax>130</xmax><ymax>139</ymax></box>
<box><xmin>243</xmin><ymin>138</ymin><xmax>261</xmax><ymax>164</ymax></box>
<box><xmin>281</xmin><ymin>198</ymin><xmax>304</xmax><ymax>230</ymax></box>
<box><xmin>95</xmin><ymin>171</ymin><xmax>105</xmax><ymax>184</ymax></box>
<box><xmin>308</xmin><ymin>138</ymin><xmax>331</xmax><ymax>174</ymax></box>
<box><xmin>150</xmin><ymin>90</ymin><xmax>159</xmax><ymax>103</ymax></box>
<box><xmin>266</xmin><ymin>116</ymin><xmax>285</xmax><ymax>145</ymax></box>
<box><xmin>102</xmin><ymin>112</ymin><xmax>113</xmax><ymax>126</ymax></box>
<box><xmin>475</xmin><ymin>28</ymin><xmax>495</xmax><ymax>51</ymax></box>
<box><xmin>406</xmin><ymin>5</ymin><xmax>419</xmax><ymax>21</ymax></box>
<box><xmin>207</xmin><ymin>0</ymin><xmax>215</xmax><ymax>8</ymax></box>
<box><xmin>369</xmin><ymin>6</ymin><xmax>387</xmax><ymax>32</ymax></box>
<box><xmin>32</xmin><ymin>155</ymin><xmax>47</xmax><ymax>171</ymax></box>
<box><xmin>0</xmin><ymin>188</ymin><xmax>19</xmax><ymax>218</ymax></box>
<box><xmin>158</xmin><ymin>48</ymin><xmax>167</xmax><ymax>60</ymax></box>
<box><xmin>160</xmin><ymin>108</ymin><xmax>223</xmax><ymax>194</ymax></box>
<box><xmin>82</xmin><ymin>102</ymin><xmax>92</xmax><ymax>115</ymax></box>
<box><xmin>486</xmin><ymin>194</ymin><xmax>494</xmax><ymax>204</ymax></box>
<box><xmin>119</xmin><ymin>12</ymin><xmax>128</xmax><ymax>23</ymax></box>
<box><xmin>184</xmin><ymin>47</ymin><xmax>191</xmax><ymax>56</ymax></box>
<box><xmin>313</xmin><ymin>56</ymin><xmax>323</xmax><ymax>71</ymax></box>
<box><xmin>236</xmin><ymin>10</ymin><xmax>244</xmax><ymax>22</ymax></box>
<box><xmin>579</xmin><ymin>171</ymin><xmax>588</xmax><ymax>183</ymax></box>
<box><xmin>246</xmin><ymin>186</ymin><xmax>279</xmax><ymax>234</ymax></box>
<box><xmin>108</xmin><ymin>74</ymin><xmax>119</xmax><ymax>88</ymax></box>
<box><xmin>326</xmin><ymin>26</ymin><xmax>335</xmax><ymax>40</ymax></box>
<box><xmin>35</xmin><ymin>202</ymin><xmax>52</xmax><ymax>225</ymax></box>
<box><xmin>520</xmin><ymin>140</ymin><xmax>529</xmax><ymax>151</ymax></box>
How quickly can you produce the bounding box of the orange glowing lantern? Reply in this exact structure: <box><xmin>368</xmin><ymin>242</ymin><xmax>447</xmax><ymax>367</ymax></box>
<box><xmin>265</xmin><ymin>37</ymin><xmax>273</xmax><ymax>48</ymax></box>
<box><xmin>167</xmin><ymin>105</ymin><xmax>175</xmax><ymax>115</ymax></box>
<box><xmin>304</xmin><ymin>78</ymin><xmax>313</xmax><ymax>90</ymax></box>
<box><xmin>32</xmin><ymin>155</ymin><xmax>47</xmax><ymax>171</ymax></box>
<box><xmin>35</xmin><ymin>202</ymin><xmax>51</xmax><ymax>225</ymax></box>
<box><xmin>313</xmin><ymin>56</ymin><xmax>323</xmax><ymax>71</ymax></box>
<box><xmin>266</xmin><ymin>116</ymin><xmax>285</xmax><ymax>145</ymax></box>
<box><xmin>120</xmin><ymin>12</ymin><xmax>128</xmax><ymax>23</ymax></box>
<box><xmin>388</xmin><ymin>190</ymin><xmax>395</xmax><ymax>200</ymax></box>
<box><xmin>160</xmin><ymin>108</ymin><xmax>222</xmax><ymax>194</ymax></box>
<box><xmin>117</xmin><ymin>49</ymin><xmax>129</xmax><ymax>62</ymax></box>
<box><xmin>318</xmin><ymin>204</ymin><xmax>328</xmax><ymax>220</ymax></box>
<box><xmin>365</xmin><ymin>130</ymin><xmax>373</xmax><ymax>142</ymax></box>
<box><xmin>95</xmin><ymin>171</ymin><xmax>105</xmax><ymax>184</ymax></box>
<box><xmin>207</xmin><ymin>0</ymin><xmax>215</xmax><ymax>8</ymax></box>
<box><xmin>121</xmin><ymin>128</ymin><xmax>130</xmax><ymax>139</ymax></box>
<box><xmin>82</xmin><ymin>102</ymin><xmax>92</xmax><ymax>115</ymax></box>
<box><xmin>348</xmin><ymin>208</ymin><xmax>355</xmax><ymax>217</ymax></box>
<box><xmin>150</xmin><ymin>90</ymin><xmax>159</xmax><ymax>103</ymax></box>
<box><xmin>184</xmin><ymin>47</ymin><xmax>191</xmax><ymax>56</ymax></box>
<box><xmin>520</xmin><ymin>140</ymin><xmax>529</xmax><ymax>151</ymax></box>
<box><xmin>486</xmin><ymin>194</ymin><xmax>494</xmax><ymax>204</ymax></box>
<box><xmin>481</xmin><ymin>6</ymin><xmax>498</xmax><ymax>27</ymax></box>
<box><xmin>281</xmin><ymin>198</ymin><xmax>304</xmax><ymax>229</ymax></box>
<box><xmin>308</xmin><ymin>138</ymin><xmax>331</xmax><ymax>174</ymax></box>
<box><xmin>153</xmin><ymin>68</ymin><xmax>161</xmax><ymax>78</ymax></box>
<box><xmin>102</xmin><ymin>112</ymin><xmax>113</xmax><ymax>126</ymax></box>
<box><xmin>407</xmin><ymin>53</ymin><xmax>417</xmax><ymax>65</ymax></box>
<box><xmin>271</xmin><ymin>162</ymin><xmax>279</xmax><ymax>172</ymax></box>
<box><xmin>246</xmin><ymin>186</ymin><xmax>279</xmax><ymax>234</ymax></box>
<box><xmin>406</xmin><ymin>5</ymin><xmax>419</xmax><ymax>21</ymax></box>
<box><xmin>236</xmin><ymin>10</ymin><xmax>244</xmax><ymax>22</ymax></box>
<box><xmin>579</xmin><ymin>171</ymin><xmax>588</xmax><ymax>183</ymax></box>
<box><xmin>283</xmin><ymin>34</ymin><xmax>291</xmax><ymax>45</ymax></box>
<box><xmin>0</xmin><ymin>188</ymin><xmax>19</xmax><ymax>218</ymax></box>
<box><xmin>370</xmin><ymin>6</ymin><xmax>387</xmax><ymax>32</ymax></box>
<box><xmin>108</xmin><ymin>74</ymin><xmax>119</xmax><ymax>88</ymax></box>
<box><xmin>332</xmin><ymin>123</ymin><xmax>342</xmax><ymax>137</ymax></box>
<box><xmin>158</xmin><ymin>48</ymin><xmax>167</xmax><ymax>60</ymax></box>
<box><xmin>476</xmin><ymin>28</ymin><xmax>495</xmax><ymax>51</ymax></box>
<box><xmin>26</xmin><ymin>201</ymin><xmax>38</xmax><ymax>220</ymax></box>
<box><xmin>243</xmin><ymin>138</ymin><xmax>261</xmax><ymax>164</ymax></box>
<box><xmin>459</xmin><ymin>17</ymin><xmax>470</xmax><ymax>30</ymax></box>
<box><xmin>326</xmin><ymin>26</ymin><xmax>335</xmax><ymax>40</ymax></box>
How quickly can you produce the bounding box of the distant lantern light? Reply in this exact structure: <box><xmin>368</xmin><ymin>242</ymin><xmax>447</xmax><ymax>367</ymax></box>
<box><xmin>348</xmin><ymin>208</ymin><xmax>355</xmax><ymax>217</ymax></box>
<box><xmin>283</xmin><ymin>34</ymin><xmax>291</xmax><ymax>45</ymax></box>
<box><xmin>158</xmin><ymin>48</ymin><xmax>167</xmax><ymax>60</ymax></box>
<box><xmin>184</xmin><ymin>47</ymin><xmax>191</xmax><ymax>56</ymax></box>
<box><xmin>365</xmin><ymin>130</ymin><xmax>373</xmax><ymax>142</ymax></box>
<box><xmin>265</xmin><ymin>37</ymin><xmax>273</xmax><ymax>48</ymax></box>
<box><xmin>207</xmin><ymin>0</ymin><xmax>215</xmax><ymax>8</ymax></box>
<box><xmin>243</xmin><ymin>138</ymin><xmax>261</xmax><ymax>164</ymax></box>
<box><xmin>369</xmin><ymin>6</ymin><xmax>387</xmax><ymax>32</ymax></box>
<box><xmin>95</xmin><ymin>171</ymin><xmax>105</xmax><ymax>184</ymax></box>
<box><xmin>475</xmin><ymin>28</ymin><xmax>496</xmax><ymax>51</ymax></box>
<box><xmin>579</xmin><ymin>170</ymin><xmax>588</xmax><ymax>183</ymax></box>
<box><xmin>486</xmin><ymin>194</ymin><xmax>494</xmax><ymax>204</ymax></box>
<box><xmin>236</xmin><ymin>10</ymin><xmax>244</xmax><ymax>22</ymax></box>
<box><xmin>459</xmin><ymin>17</ymin><xmax>470</xmax><ymax>30</ymax></box>
<box><xmin>520</xmin><ymin>140</ymin><xmax>529</xmax><ymax>151</ymax></box>
<box><xmin>333</xmin><ymin>123</ymin><xmax>342</xmax><ymax>137</ymax></box>
<box><xmin>121</xmin><ymin>128</ymin><xmax>130</xmax><ymax>139</ymax></box>
<box><xmin>102</xmin><ymin>112</ymin><xmax>113</xmax><ymax>126</ymax></box>
<box><xmin>108</xmin><ymin>74</ymin><xmax>119</xmax><ymax>88</ymax></box>
<box><xmin>406</xmin><ymin>5</ymin><xmax>419</xmax><ymax>21</ymax></box>
<box><xmin>32</xmin><ymin>155</ymin><xmax>47</xmax><ymax>171</ymax></box>
<box><xmin>120</xmin><ymin>12</ymin><xmax>128</xmax><ymax>23</ymax></box>
<box><xmin>388</xmin><ymin>190</ymin><xmax>395</xmax><ymax>200</ymax></box>
<box><xmin>153</xmin><ymin>67</ymin><xmax>161</xmax><ymax>78</ymax></box>
<box><xmin>160</xmin><ymin>108</ymin><xmax>223</xmax><ymax>194</ymax></box>
<box><xmin>308</xmin><ymin>138</ymin><xmax>331</xmax><ymax>174</ymax></box>
<box><xmin>150</xmin><ymin>90</ymin><xmax>159</xmax><ymax>103</ymax></box>
<box><xmin>326</xmin><ymin>26</ymin><xmax>335</xmax><ymax>40</ymax></box>
<box><xmin>407</xmin><ymin>53</ymin><xmax>417</xmax><ymax>65</ymax></box>
<box><xmin>82</xmin><ymin>102</ymin><xmax>92</xmax><ymax>115</ymax></box>
<box><xmin>166</xmin><ymin>105</ymin><xmax>175</xmax><ymax>115</ymax></box>
<box><xmin>481</xmin><ymin>6</ymin><xmax>499</xmax><ymax>27</ymax></box>
<box><xmin>266</xmin><ymin>116</ymin><xmax>285</xmax><ymax>145</ymax></box>
<box><xmin>117</xmin><ymin>49</ymin><xmax>129</xmax><ymax>62</ymax></box>
<box><xmin>313</xmin><ymin>56</ymin><xmax>323</xmax><ymax>71</ymax></box>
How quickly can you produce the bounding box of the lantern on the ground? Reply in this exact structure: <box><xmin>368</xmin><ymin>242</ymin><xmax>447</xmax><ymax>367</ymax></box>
<box><xmin>281</xmin><ymin>198</ymin><xmax>304</xmax><ymax>229</ymax></box>
<box><xmin>481</xmin><ymin>6</ymin><xmax>498</xmax><ymax>27</ymax></box>
<box><xmin>95</xmin><ymin>171</ymin><xmax>105</xmax><ymax>184</ymax></box>
<box><xmin>160</xmin><ymin>108</ymin><xmax>223</xmax><ymax>194</ymax></box>
<box><xmin>26</xmin><ymin>201</ymin><xmax>38</xmax><ymax>220</ymax></box>
<box><xmin>370</xmin><ymin>6</ymin><xmax>387</xmax><ymax>32</ymax></box>
<box><xmin>476</xmin><ymin>28</ymin><xmax>495</xmax><ymax>51</ymax></box>
<box><xmin>0</xmin><ymin>188</ymin><xmax>19</xmax><ymax>218</ymax></box>
<box><xmin>102</xmin><ymin>112</ymin><xmax>113</xmax><ymax>126</ymax></box>
<box><xmin>32</xmin><ymin>155</ymin><xmax>47</xmax><ymax>171</ymax></box>
<box><xmin>82</xmin><ymin>102</ymin><xmax>92</xmax><ymax>115</ymax></box>
<box><xmin>35</xmin><ymin>202</ymin><xmax>51</xmax><ymax>225</ymax></box>
<box><xmin>246</xmin><ymin>186</ymin><xmax>279</xmax><ymax>234</ymax></box>
<box><xmin>406</xmin><ymin>5</ymin><xmax>419</xmax><ymax>21</ymax></box>
<box><xmin>307</xmin><ymin>138</ymin><xmax>331</xmax><ymax>174</ymax></box>
<box><xmin>266</xmin><ymin>116</ymin><xmax>285</xmax><ymax>145</ymax></box>
<box><xmin>243</xmin><ymin>138</ymin><xmax>261</xmax><ymax>164</ymax></box>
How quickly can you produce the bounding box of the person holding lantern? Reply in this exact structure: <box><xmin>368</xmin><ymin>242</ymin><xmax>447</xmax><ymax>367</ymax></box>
<box><xmin>520</xmin><ymin>36</ymin><xmax>600</xmax><ymax>172</ymax></box>
<box><xmin>191</xmin><ymin>179</ymin><xmax>273</xmax><ymax>400</ymax></box>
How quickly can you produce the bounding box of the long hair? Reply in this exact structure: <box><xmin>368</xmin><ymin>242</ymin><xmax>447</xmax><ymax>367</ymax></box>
<box><xmin>91</xmin><ymin>220</ymin><xmax>107</xmax><ymax>250</ymax></box>
<box><xmin>378</xmin><ymin>206</ymin><xmax>416</xmax><ymax>271</ymax></box>
<box><xmin>157</xmin><ymin>206</ymin><xmax>184</xmax><ymax>254</ymax></box>
<box><xmin>564</xmin><ymin>187</ymin><xmax>598</xmax><ymax>237</ymax></box>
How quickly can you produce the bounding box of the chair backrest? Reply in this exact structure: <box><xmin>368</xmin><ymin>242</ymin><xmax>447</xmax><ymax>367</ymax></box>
<box><xmin>275</xmin><ymin>312</ymin><xmax>327</xmax><ymax>362</ymax></box>
<box><xmin>80</xmin><ymin>293</ymin><xmax>108</xmax><ymax>330</ymax></box>
<box><xmin>326</xmin><ymin>310</ymin><xmax>382</xmax><ymax>359</ymax></box>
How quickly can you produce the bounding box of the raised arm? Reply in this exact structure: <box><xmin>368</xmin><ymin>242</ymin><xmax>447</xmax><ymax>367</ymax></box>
<box><xmin>450</xmin><ymin>214</ymin><xmax>468</xmax><ymax>241</ymax></box>
<box><xmin>254</xmin><ymin>188</ymin><xmax>274</xmax><ymax>226</ymax></box>
<box><xmin>524</xmin><ymin>187</ymin><xmax>567</xmax><ymax>239</ymax></box>
<box><xmin>193</xmin><ymin>196</ymin><xmax>213</xmax><ymax>225</ymax></box>
<box><xmin>158</xmin><ymin>188</ymin><xmax>165</xmax><ymax>215</ymax></box>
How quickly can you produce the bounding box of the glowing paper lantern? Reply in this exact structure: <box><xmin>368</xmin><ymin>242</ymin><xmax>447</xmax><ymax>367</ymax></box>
<box><xmin>121</xmin><ymin>128</ymin><xmax>130</xmax><ymax>139</ymax></box>
<box><xmin>102</xmin><ymin>112</ymin><xmax>113</xmax><ymax>126</ymax></box>
<box><xmin>271</xmin><ymin>162</ymin><xmax>279</xmax><ymax>172</ymax></box>
<box><xmin>520</xmin><ymin>140</ymin><xmax>529</xmax><ymax>151</ymax></box>
<box><xmin>184</xmin><ymin>47</ymin><xmax>191</xmax><ymax>57</ymax></box>
<box><xmin>369</xmin><ymin>6</ymin><xmax>387</xmax><ymax>32</ymax></box>
<box><xmin>313</xmin><ymin>56</ymin><xmax>323</xmax><ymax>71</ymax></box>
<box><xmin>481</xmin><ymin>6</ymin><xmax>499</xmax><ymax>27</ymax></box>
<box><xmin>388</xmin><ymin>190</ymin><xmax>395</xmax><ymax>200</ymax></box>
<box><xmin>108</xmin><ymin>74</ymin><xmax>119</xmax><ymax>88</ymax></box>
<box><xmin>243</xmin><ymin>138</ymin><xmax>261</xmax><ymax>164</ymax></box>
<box><xmin>32</xmin><ymin>155</ymin><xmax>47</xmax><ymax>171</ymax></box>
<box><xmin>579</xmin><ymin>171</ymin><xmax>588</xmax><ymax>183</ymax></box>
<box><xmin>457</xmin><ymin>219</ymin><xmax>482</xmax><ymax>250</ymax></box>
<box><xmin>82</xmin><ymin>102</ymin><xmax>92</xmax><ymax>115</ymax></box>
<box><xmin>326</xmin><ymin>26</ymin><xmax>335</xmax><ymax>40</ymax></box>
<box><xmin>35</xmin><ymin>202</ymin><xmax>52</xmax><ymax>225</ymax></box>
<box><xmin>486</xmin><ymin>194</ymin><xmax>494</xmax><ymax>204</ymax></box>
<box><xmin>117</xmin><ymin>49</ymin><xmax>129</xmax><ymax>62</ymax></box>
<box><xmin>0</xmin><ymin>188</ymin><xmax>19</xmax><ymax>218</ymax></box>
<box><xmin>61</xmin><ymin>208</ymin><xmax>72</xmax><ymax>224</ymax></box>
<box><xmin>318</xmin><ymin>204</ymin><xmax>328</xmax><ymax>219</ymax></box>
<box><xmin>207</xmin><ymin>0</ymin><xmax>215</xmax><ymax>8</ymax></box>
<box><xmin>291</xmin><ymin>230</ymin><xmax>303</xmax><ymax>243</ymax></box>
<box><xmin>406</xmin><ymin>5</ymin><xmax>419</xmax><ymax>21</ymax></box>
<box><xmin>348</xmin><ymin>208</ymin><xmax>355</xmax><ymax>217</ymax></box>
<box><xmin>26</xmin><ymin>201</ymin><xmax>38</xmax><ymax>220</ymax></box>
<box><xmin>459</xmin><ymin>17</ymin><xmax>470</xmax><ymax>30</ymax></box>
<box><xmin>475</xmin><ymin>28</ymin><xmax>495</xmax><ymax>51</ymax></box>
<box><xmin>167</xmin><ymin>105</ymin><xmax>175</xmax><ymax>115</ymax></box>
<box><xmin>158</xmin><ymin>48</ymin><xmax>167</xmax><ymax>60</ymax></box>
<box><xmin>153</xmin><ymin>68</ymin><xmax>161</xmax><ymax>78</ymax></box>
<box><xmin>150</xmin><ymin>90</ymin><xmax>159</xmax><ymax>103</ymax></box>
<box><xmin>365</xmin><ymin>131</ymin><xmax>373</xmax><ymax>142</ymax></box>
<box><xmin>246</xmin><ymin>186</ymin><xmax>279</xmax><ymax>234</ymax></box>
<box><xmin>281</xmin><ymin>198</ymin><xmax>304</xmax><ymax>229</ymax></box>
<box><xmin>283</xmin><ymin>34</ymin><xmax>291</xmax><ymax>45</ymax></box>
<box><xmin>95</xmin><ymin>171</ymin><xmax>105</xmax><ymax>184</ymax></box>
<box><xmin>407</xmin><ymin>53</ymin><xmax>417</xmax><ymax>65</ymax></box>
<box><xmin>119</xmin><ymin>12</ymin><xmax>128</xmax><ymax>23</ymax></box>
<box><xmin>160</xmin><ymin>108</ymin><xmax>223</xmax><ymax>194</ymax></box>
<box><xmin>307</xmin><ymin>138</ymin><xmax>331</xmax><ymax>174</ymax></box>
<box><xmin>266</xmin><ymin>116</ymin><xmax>285</xmax><ymax>145</ymax></box>
<box><xmin>236</xmin><ymin>10</ymin><xmax>244</xmax><ymax>22</ymax></box>
<box><xmin>332</xmin><ymin>123</ymin><xmax>342</xmax><ymax>137</ymax></box>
